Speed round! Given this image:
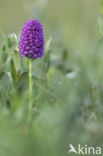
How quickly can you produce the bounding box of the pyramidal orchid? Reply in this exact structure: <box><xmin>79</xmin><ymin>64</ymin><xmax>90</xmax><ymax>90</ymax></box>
<box><xmin>19</xmin><ymin>19</ymin><xmax>44</xmax><ymax>119</ymax></box>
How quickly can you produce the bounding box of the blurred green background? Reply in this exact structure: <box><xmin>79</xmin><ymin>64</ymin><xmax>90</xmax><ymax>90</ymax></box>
<box><xmin>1</xmin><ymin>0</ymin><xmax>103</xmax><ymax>156</ymax></box>
<box><xmin>0</xmin><ymin>0</ymin><xmax>98</xmax><ymax>52</ymax></box>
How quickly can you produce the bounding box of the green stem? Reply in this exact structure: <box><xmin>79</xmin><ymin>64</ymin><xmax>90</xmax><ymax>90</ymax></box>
<box><xmin>29</xmin><ymin>59</ymin><xmax>32</xmax><ymax>111</ymax></box>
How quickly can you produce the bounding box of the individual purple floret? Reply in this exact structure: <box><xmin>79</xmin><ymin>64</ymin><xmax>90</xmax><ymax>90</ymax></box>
<box><xmin>19</xmin><ymin>19</ymin><xmax>44</xmax><ymax>59</ymax></box>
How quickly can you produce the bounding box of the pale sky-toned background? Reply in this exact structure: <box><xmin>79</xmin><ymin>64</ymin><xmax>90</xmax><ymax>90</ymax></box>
<box><xmin>0</xmin><ymin>0</ymin><xmax>99</xmax><ymax>52</ymax></box>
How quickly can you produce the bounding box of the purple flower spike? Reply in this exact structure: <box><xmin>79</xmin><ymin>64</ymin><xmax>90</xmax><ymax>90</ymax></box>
<box><xmin>19</xmin><ymin>19</ymin><xmax>44</xmax><ymax>59</ymax></box>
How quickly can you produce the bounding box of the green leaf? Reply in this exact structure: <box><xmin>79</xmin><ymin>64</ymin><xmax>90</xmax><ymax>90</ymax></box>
<box><xmin>12</xmin><ymin>50</ymin><xmax>20</xmax><ymax>72</ymax></box>
<box><xmin>45</xmin><ymin>36</ymin><xmax>52</xmax><ymax>52</ymax></box>
<box><xmin>16</xmin><ymin>72</ymin><xmax>28</xmax><ymax>93</ymax></box>
<box><xmin>1</xmin><ymin>43</ymin><xmax>8</xmax><ymax>64</ymax></box>
<box><xmin>2</xmin><ymin>43</ymin><xmax>6</xmax><ymax>52</ymax></box>
<box><xmin>0</xmin><ymin>72</ymin><xmax>13</xmax><ymax>90</ymax></box>
<box><xmin>43</xmin><ymin>50</ymin><xmax>51</xmax><ymax>73</ymax></box>
<box><xmin>10</xmin><ymin>59</ymin><xmax>17</xmax><ymax>84</ymax></box>
<box><xmin>6</xmin><ymin>33</ymin><xmax>17</xmax><ymax>48</ymax></box>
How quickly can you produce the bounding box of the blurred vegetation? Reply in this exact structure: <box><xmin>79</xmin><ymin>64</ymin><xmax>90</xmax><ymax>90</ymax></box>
<box><xmin>0</xmin><ymin>0</ymin><xmax>103</xmax><ymax>156</ymax></box>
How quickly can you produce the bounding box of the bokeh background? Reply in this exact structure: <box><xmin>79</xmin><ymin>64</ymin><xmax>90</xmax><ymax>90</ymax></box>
<box><xmin>1</xmin><ymin>0</ymin><xmax>103</xmax><ymax>156</ymax></box>
<box><xmin>0</xmin><ymin>0</ymin><xmax>98</xmax><ymax>52</ymax></box>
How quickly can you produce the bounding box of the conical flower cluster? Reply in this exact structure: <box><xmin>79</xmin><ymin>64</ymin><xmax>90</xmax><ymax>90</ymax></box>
<box><xmin>19</xmin><ymin>19</ymin><xmax>44</xmax><ymax>59</ymax></box>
